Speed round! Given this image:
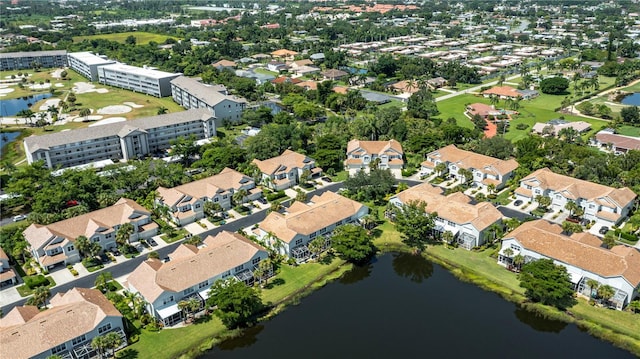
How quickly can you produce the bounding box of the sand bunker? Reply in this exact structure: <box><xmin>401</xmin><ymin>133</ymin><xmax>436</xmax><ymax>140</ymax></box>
<box><xmin>55</xmin><ymin>83</ymin><xmax>64</xmax><ymax>87</ymax></box>
<box><xmin>39</xmin><ymin>98</ymin><xmax>62</xmax><ymax>111</ymax></box>
<box><xmin>89</xmin><ymin>117</ymin><xmax>127</xmax><ymax>127</ymax></box>
<box><xmin>123</xmin><ymin>102</ymin><xmax>144</xmax><ymax>108</ymax></box>
<box><xmin>0</xmin><ymin>88</ymin><xmax>15</xmax><ymax>94</ymax></box>
<box><xmin>50</xmin><ymin>69</ymin><xmax>65</xmax><ymax>79</ymax></box>
<box><xmin>73</xmin><ymin>82</ymin><xmax>109</xmax><ymax>94</ymax></box>
<box><xmin>29</xmin><ymin>83</ymin><xmax>52</xmax><ymax>90</ymax></box>
<box><xmin>97</xmin><ymin>105</ymin><xmax>132</xmax><ymax>115</ymax></box>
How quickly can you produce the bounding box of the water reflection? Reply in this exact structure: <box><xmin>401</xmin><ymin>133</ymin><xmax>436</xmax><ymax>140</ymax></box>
<box><xmin>391</xmin><ymin>252</ymin><xmax>433</xmax><ymax>283</ymax></box>
<box><xmin>339</xmin><ymin>263</ymin><xmax>372</xmax><ymax>285</ymax></box>
<box><xmin>514</xmin><ymin>307</ymin><xmax>568</xmax><ymax>333</ymax></box>
<box><xmin>217</xmin><ymin>325</ymin><xmax>265</xmax><ymax>351</ymax></box>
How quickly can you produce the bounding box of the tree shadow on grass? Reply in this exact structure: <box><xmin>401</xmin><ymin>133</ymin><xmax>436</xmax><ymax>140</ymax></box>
<box><xmin>116</xmin><ymin>348</ymin><xmax>139</xmax><ymax>359</ymax></box>
<box><xmin>263</xmin><ymin>278</ymin><xmax>285</xmax><ymax>289</ymax></box>
<box><xmin>194</xmin><ymin>314</ymin><xmax>214</xmax><ymax>324</ymax></box>
<box><xmin>319</xmin><ymin>251</ymin><xmax>335</xmax><ymax>265</ymax></box>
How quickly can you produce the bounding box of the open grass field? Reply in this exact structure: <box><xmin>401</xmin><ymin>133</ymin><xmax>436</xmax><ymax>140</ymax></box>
<box><xmin>617</xmin><ymin>125</ymin><xmax>640</xmax><ymax>137</ymax></box>
<box><xmin>0</xmin><ymin>68</ymin><xmax>82</xmax><ymax>100</ymax></box>
<box><xmin>73</xmin><ymin>31</ymin><xmax>179</xmax><ymax>45</ymax></box>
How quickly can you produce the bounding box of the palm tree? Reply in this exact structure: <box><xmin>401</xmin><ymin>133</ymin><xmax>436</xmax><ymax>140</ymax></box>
<box><xmin>487</xmin><ymin>183</ymin><xmax>496</xmax><ymax>196</ymax></box>
<box><xmin>116</xmin><ymin>222</ymin><xmax>135</xmax><ymax>246</ymax></box>
<box><xmin>565</xmin><ymin>201</ymin><xmax>579</xmax><ymax>217</ymax></box>
<box><xmin>258</xmin><ymin>258</ymin><xmax>273</xmax><ymax>285</ymax></box>
<box><xmin>76</xmin><ymin>235</ymin><xmax>91</xmax><ymax>258</ymax></box>
<box><xmin>597</xmin><ymin>285</ymin><xmax>615</xmax><ymax>305</ymax></box>
<box><xmin>123</xmin><ymin>290</ymin><xmax>145</xmax><ymax>319</ymax></box>
<box><xmin>512</xmin><ymin>254</ymin><xmax>525</xmax><ymax>269</ymax></box>
<box><xmin>91</xmin><ymin>335</ymin><xmax>108</xmax><ymax>359</ymax></box>
<box><xmin>441</xmin><ymin>231</ymin><xmax>454</xmax><ymax>247</ymax></box>
<box><xmin>628</xmin><ymin>300</ymin><xmax>640</xmax><ymax>313</ymax></box>
<box><xmin>79</xmin><ymin>108</ymin><xmax>91</xmax><ymax>122</ymax></box>
<box><xmin>157</xmin><ymin>106</ymin><xmax>168</xmax><ymax>115</ymax></box>
<box><xmin>434</xmin><ymin>162</ymin><xmax>447</xmax><ymax>177</ymax></box>
<box><xmin>232</xmin><ymin>189</ymin><xmax>249</xmax><ymax>206</ymax></box>
<box><xmin>488</xmin><ymin>223</ymin><xmax>503</xmax><ymax>242</ymax></box>
<box><xmin>95</xmin><ymin>272</ymin><xmax>114</xmax><ymax>293</ymax></box>
<box><xmin>489</xmin><ymin>94</ymin><xmax>499</xmax><ymax>107</ymax></box>
<box><xmin>29</xmin><ymin>286</ymin><xmax>50</xmax><ymax>308</ymax></box>
<box><xmin>268</xmin><ymin>201</ymin><xmax>283</xmax><ymax>214</ymax></box>
<box><xmin>103</xmin><ymin>332</ymin><xmax>122</xmax><ymax>358</ymax></box>
<box><xmin>308</xmin><ymin>237</ymin><xmax>325</xmax><ymax>260</ymax></box>
<box><xmin>458</xmin><ymin>168</ymin><xmax>473</xmax><ymax>185</ymax></box>
<box><xmin>586</xmin><ymin>279</ymin><xmax>600</xmax><ymax>298</ymax></box>
<box><xmin>502</xmin><ymin>247</ymin><xmax>514</xmax><ymax>258</ymax></box>
<box><xmin>360</xmin><ymin>214</ymin><xmax>377</xmax><ymax>231</ymax></box>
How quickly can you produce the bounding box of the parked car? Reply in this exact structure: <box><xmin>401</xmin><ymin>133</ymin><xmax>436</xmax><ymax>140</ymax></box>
<box><xmin>99</xmin><ymin>253</ymin><xmax>110</xmax><ymax>264</ymax></box>
<box><xmin>566</xmin><ymin>216</ymin><xmax>581</xmax><ymax>224</ymax></box>
<box><xmin>12</xmin><ymin>214</ymin><xmax>27</xmax><ymax>222</ymax></box>
<box><xmin>147</xmin><ymin>238</ymin><xmax>158</xmax><ymax>247</ymax></box>
<box><xmin>257</xmin><ymin>197</ymin><xmax>268</xmax><ymax>205</ymax></box>
<box><xmin>599</xmin><ymin>226</ymin><xmax>609</xmax><ymax>235</ymax></box>
<box><xmin>110</xmin><ymin>247</ymin><xmax>121</xmax><ymax>256</ymax></box>
<box><xmin>321</xmin><ymin>176</ymin><xmax>333</xmax><ymax>183</ymax></box>
<box><xmin>513</xmin><ymin>200</ymin><xmax>523</xmax><ymax>206</ymax></box>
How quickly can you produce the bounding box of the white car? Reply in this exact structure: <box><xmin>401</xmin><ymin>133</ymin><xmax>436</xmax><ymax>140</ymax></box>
<box><xmin>12</xmin><ymin>214</ymin><xmax>27</xmax><ymax>222</ymax></box>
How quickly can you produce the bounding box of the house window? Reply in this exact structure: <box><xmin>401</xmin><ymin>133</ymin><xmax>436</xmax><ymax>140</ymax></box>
<box><xmin>51</xmin><ymin>343</ymin><xmax>67</xmax><ymax>354</ymax></box>
<box><xmin>310</xmin><ymin>232</ymin><xmax>316</xmax><ymax>239</ymax></box>
<box><xmin>510</xmin><ymin>244</ymin><xmax>521</xmax><ymax>251</ymax></box>
<box><xmin>183</xmin><ymin>287</ymin><xmax>194</xmax><ymax>295</ymax></box>
<box><xmin>72</xmin><ymin>334</ymin><xmax>87</xmax><ymax>345</ymax></box>
<box><xmin>67</xmin><ymin>245</ymin><xmax>74</xmax><ymax>252</ymax></box>
<box><xmin>98</xmin><ymin>323</ymin><xmax>112</xmax><ymax>334</ymax></box>
<box><xmin>162</xmin><ymin>296</ymin><xmax>174</xmax><ymax>305</ymax></box>
<box><xmin>252</xmin><ymin>257</ymin><xmax>261</xmax><ymax>265</ymax></box>
<box><xmin>222</xmin><ymin>270</ymin><xmax>231</xmax><ymax>278</ymax></box>
<box><xmin>320</xmin><ymin>228</ymin><xmax>327</xmax><ymax>234</ymax></box>
<box><xmin>198</xmin><ymin>280</ymin><xmax>209</xmax><ymax>289</ymax></box>
<box><xmin>556</xmin><ymin>195</ymin><xmax>561</xmax><ymax>199</ymax></box>
<box><xmin>295</xmin><ymin>239</ymin><xmax>303</xmax><ymax>246</ymax></box>
<box><xmin>234</xmin><ymin>264</ymin><xmax>244</xmax><ymax>273</ymax></box>
<box><xmin>589</xmin><ymin>204</ymin><xmax>595</xmax><ymax>209</ymax></box>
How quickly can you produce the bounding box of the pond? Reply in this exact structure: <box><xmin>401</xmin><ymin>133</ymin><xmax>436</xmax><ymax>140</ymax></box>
<box><xmin>206</xmin><ymin>253</ymin><xmax>634</xmax><ymax>359</ymax></box>
<box><xmin>0</xmin><ymin>131</ymin><xmax>21</xmax><ymax>151</ymax></box>
<box><xmin>0</xmin><ymin>93</ymin><xmax>52</xmax><ymax>117</ymax></box>
<box><xmin>620</xmin><ymin>93</ymin><xmax>640</xmax><ymax>106</ymax></box>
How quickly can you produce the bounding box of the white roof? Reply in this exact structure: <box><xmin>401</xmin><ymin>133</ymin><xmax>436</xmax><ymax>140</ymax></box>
<box><xmin>99</xmin><ymin>62</ymin><xmax>179</xmax><ymax>79</ymax></box>
<box><xmin>68</xmin><ymin>51</ymin><xmax>114</xmax><ymax>66</ymax></box>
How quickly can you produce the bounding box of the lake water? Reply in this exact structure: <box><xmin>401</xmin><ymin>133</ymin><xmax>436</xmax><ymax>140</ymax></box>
<box><xmin>206</xmin><ymin>253</ymin><xmax>634</xmax><ymax>359</ymax></box>
<box><xmin>0</xmin><ymin>93</ymin><xmax>52</xmax><ymax>117</ymax></box>
<box><xmin>0</xmin><ymin>131</ymin><xmax>20</xmax><ymax>151</ymax></box>
<box><xmin>621</xmin><ymin>93</ymin><xmax>640</xmax><ymax>106</ymax></box>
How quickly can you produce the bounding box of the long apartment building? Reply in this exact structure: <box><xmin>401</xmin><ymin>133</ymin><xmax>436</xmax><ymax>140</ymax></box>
<box><xmin>97</xmin><ymin>62</ymin><xmax>180</xmax><ymax>97</ymax></box>
<box><xmin>170</xmin><ymin>76</ymin><xmax>247</xmax><ymax>125</ymax></box>
<box><xmin>67</xmin><ymin>51</ymin><xmax>115</xmax><ymax>81</ymax></box>
<box><xmin>24</xmin><ymin>108</ymin><xmax>216</xmax><ymax>169</ymax></box>
<box><xmin>0</xmin><ymin>50</ymin><xmax>68</xmax><ymax>70</ymax></box>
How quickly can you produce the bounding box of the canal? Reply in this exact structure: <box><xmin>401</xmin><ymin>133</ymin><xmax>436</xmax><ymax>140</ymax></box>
<box><xmin>206</xmin><ymin>253</ymin><xmax>634</xmax><ymax>359</ymax></box>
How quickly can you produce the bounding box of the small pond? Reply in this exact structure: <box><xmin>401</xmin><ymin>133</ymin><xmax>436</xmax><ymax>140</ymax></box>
<box><xmin>0</xmin><ymin>93</ymin><xmax>52</xmax><ymax>117</ymax></box>
<box><xmin>620</xmin><ymin>93</ymin><xmax>640</xmax><ymax>106</ymax></box>
<box><xmin>0</xmin><ymin>131</ymin><xmax>21</xmax><ymax>151</ymax></box>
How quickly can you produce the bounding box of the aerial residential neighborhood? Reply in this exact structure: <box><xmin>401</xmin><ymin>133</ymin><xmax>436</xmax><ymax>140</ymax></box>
<box><xmin>0</xmin><ymin>0</ymin><xmax>639</xmax><ymax>358</ymax></box>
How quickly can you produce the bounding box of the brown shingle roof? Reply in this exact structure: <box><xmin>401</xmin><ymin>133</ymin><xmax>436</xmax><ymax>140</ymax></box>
<box><xmin>252</xmin><ymin>150</ymin><xmax>317</xmax><ymax>176</ymax></box>
<box><xmin>423</xmin><ymin>145</ymin><xmax>518</xmax><ymax>176</ymax></box>
<box><xmin>506</xmin><ymin>220</ymin><xmax>640</xmax><ymax>287</ymax></box>
<box><xmin>0</xmin><ymin>288</ymin><xmax>122</xmax><ymax>359</ymax></box>
<box><xmin>482</xmin><ymin>86</ymin><xmax>521</xmax><ymax>98</ymax></box>
<box><xmin>595</xmin><ymin>132</ymin><xmax>640</xmax><ymax>151</ymax></box>
<box><xmin>259</xmin><ymin>192</ymin><xmax>366</xmax><ymax>243</ymax></box>
<box><xmin>346</xmin><ymin>139</ymin><xmax>404</xmax><ymax>157</ymax></box>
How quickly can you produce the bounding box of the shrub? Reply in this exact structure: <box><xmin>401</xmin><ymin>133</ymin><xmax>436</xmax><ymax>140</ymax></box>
<box><xmin>266</xmin><ymin>191</ymin><xmax>286</xmax><ymax>201</ymax></box>
<box><xmin>24</xmin><ymin>275</ymin><xmax>49</xmax><ymax>289</ymax></box>
<box><xmin>70</xmin><ymin>269</ymin><xmax>79</xmax><ymax>276</ymax></box>
<box><xmin>516</xmin><ymin>123</ymin><xmax>529</xmax><ymax>130</ymax></box>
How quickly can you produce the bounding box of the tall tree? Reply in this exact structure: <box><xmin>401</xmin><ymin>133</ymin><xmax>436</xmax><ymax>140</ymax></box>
<box><xmin>206</xmin><ymin>279</ymin><xmax>263</xmax><ymax>328</ymax></box>
<box><xmin>519</xmin><ymin>259</ymin><xmax>576</xmax><ymax>310</ymax></box>
<box><xmin>393</xmin><ymin>200</ymin><xmax>437</xmax><ymax>250</ymax></box>
<box><xmin>331</xmin><ymin>224</ymin><xmax>377</xmax><ymax>264</ymax></box>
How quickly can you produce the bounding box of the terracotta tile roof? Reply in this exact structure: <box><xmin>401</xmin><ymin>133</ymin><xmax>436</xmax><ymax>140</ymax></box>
<box><xmin>596</xmin><ymin>211</ymin><xmax>621</xmax><ymax>222</ymax></box>
<box><xmin>127</xmin><ymin>231</ymin><xmax>267</xmax><ymax>303</ymax></box>
<box><xmin>467</xmin><ymin>103</ymin><xmax>498</xmax><ymax>117</ymax></box>
<box><xmin>252</xmin><ymin>150</ymin><xmax>318</xmax><ymax>176</ymax></box>
<box><xmin>346</xmin><ymin>139</ymin><xmax>404</xmax><ymax>157</ymax></box>
<box><xmin>482</xmin><ymin>86</ymin><xmax>521</xmax><ymax>98</ymax></box>
<box><xmin>426</xmin><ymin>145</ymin><xmax>518</xmax><ymax>176</ymax></box>
<box><xmin>0</xmin><ymin>268</ymin><xmax>17</xmax><ymax>282</ymax></box>
<box><xmin>295</xmin><ymin>80</ymin><xmax>318</xmax><ymax>90</ymax></box>
<box><xmin>515</xmin><ymin>187</ymin><xmax>532</xmax><ymax>197</ymax></box>
<box><xmin>23</xmin><ymin>198</ymin><xmax>151</xmax><ymax>250</ymax></box>
<box><xmin>289</xmin><ymin>59</ymin><xmax>314</xmax><ymax>67</ymax></box>
<box><xmin>271</xmin><ymin>49</ymin><xmax>298</xmax><ymax>57</ymax></box>
<box><xmin>0</xmin><ymin>247</ymin><xmax>8</xmax><ymax>260</ymax></box>
<box><xmin>390</xmin><ymin>80</ymin><xmax>420</xmax><ymax>93</ymax></box>
<box><xmin>332</xmin><ymin>85</ymin><xmax>349</xmax><ymax>94</ymax></box>
<box><xmin>393</xmin><ymin>183</ymin><xmax>502</xmax><ymax>231</ymax></box>
<box><xmin>0</xmin><ymin>288</ymin><xmax>122</xmax><ymax>359</ymax></box>
<box><xmin>259</xmin><ymin>192</ymin><xmax>366</xmax><ymax>243</ymax></box>
<box><xmin>520</xmin><ymin>168</ymin><xmax>637</xmax><ymax>206</ymax></box>
<box><xmin>322</xmin><ymin>69</ymin><xmax>349</xmax><ymax>79</ymax></box>
<box><xmin>40</xmin><ymin>252</ymin><xmax>67</xmax><ymax>266</ymax></box>
<box><xmin>212</xmin><ymin>59</ymin><xmax>236</xmax><ymax>68</ymax></box>
<box><xmin>271</xmin><ymin>76</ymin><xmax>301</xmax><ymax>85</ymax></box>
<box><xmin>506</xmin><ymin>220</ymin><xmax>640</xmax><ymax>287</ymax></box>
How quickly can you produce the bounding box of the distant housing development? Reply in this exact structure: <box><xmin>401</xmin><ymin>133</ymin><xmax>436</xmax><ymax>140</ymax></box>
<box><xmin>420</xmin><ymin>145</ymin><xmax>519</xmax><ymax>190</ymax></box>
<box><xmin>0</xmin><ymin>287</ymin><xmax>126</xmax><ymax>359</ymax></box>
<box><xmin>515</xmin><ymin>168</ymin><xmax>637</xmax><ymax>227</ymax></box>
<box><xmin>390</xmin><ymin>183</ymin><xmax>503</xmax><ymax>249</ymax></box>
<box><xmin>23</xmin><ymin>198</ymin><xmax>157</xmax><ymax>269</ymax></box>
<box><xmin>126</xmin><ymin>231</ymin><xmax>268</xmax><ymax>326</ymax></box>
<box><xmin>345</xmin><ymin>139</ymin><xmax>404</xmax><ymax>178</ymax></box>
<box><xmin>67</xmin><ymin>51</ymin><xmax>115</xmax><ymax>81</ymax></box>
<box><xmin>0</xmin><ymin>50</ymin><xmax>68</xmax><ymax>70</ymax></box>
<box><xmin>256</xmin><ymin>191</ymin><xmax>368</xmax><ymax>261</ymax></box>
<box><xmin>24</xmin><ymin>108</ymin><xmax>216</xmax><ymax>169</ymax></box>
<box><xmin>97</xmin><ymin>62</ymin><xmax>180</xmax><ymax>97</ymax></box>
<box><xmin>156</xmin><ymin>167</ymin><xmax>262</xmax><ymax>226</ymax></box>
<box><xmin>170</xmin><ymin>76</ymin><xmax>247</xmax><ymax>125</ymax></box>
<box><xmin>499</xmin><ymin>220</ymin><xmax>640</xmax><ymax>310</ymax></box>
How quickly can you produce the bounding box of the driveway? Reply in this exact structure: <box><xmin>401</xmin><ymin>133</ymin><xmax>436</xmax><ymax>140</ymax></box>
<box><xmin>496</xmin><ymin>206</ymin><xmax>537</xmax><ymax>221</ymax></box>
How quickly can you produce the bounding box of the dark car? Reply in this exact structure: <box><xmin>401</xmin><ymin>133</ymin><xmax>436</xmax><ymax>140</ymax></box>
<box><xmin>513</xmin><ymin>200</ymin><xmax>523</xmax><ymax>206</ymax></box>
<box><xmin>99</xmin><ymin>253</ymin><xmax>110</xmax><ymax>263</ymax></box>
<box><xmin>110</xmin><ymin>247</ymin><xmax>121</xmax><ymax>256</ymax></box>
<box><xmin>321</xmin><ymin>176</ymin><xmax>333</xmax><ymax>183</ymax></box>
<box><xmin>147</xmin><ymin>238</ymin><xmax>158</xmax><ymax>247</ymax></box>
<box><xmin>599</xmin><ymin>226</ymin><xmax>609</xmax><ymax>235</ymax></box>
<box><xmin>257</xmin><ymin>197</ymin><xmax>268</xmax><ymax>205</ymax></box>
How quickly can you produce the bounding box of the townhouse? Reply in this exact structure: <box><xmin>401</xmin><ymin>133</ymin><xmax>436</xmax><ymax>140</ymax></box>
<box><xmin>498</xmin><ymin>220</ymin><xmax>640</xmax><ymax>310</ymax></box>
<box><xmin>169</xmin><ymin>76</ymin><xmax>247</xmax><ymax>125</ymax></box>
<box><xmin>256</xmin><ymin>191</ymin><xmax>369</xmax><ymax>261</ymax></box>
<box><xmin>591</xmin><ymin>129</ymin><xmax>640</xmax><ymax>154</ymax></box>
<box><xmin>252</xmin><ymin>150</ymin><xmax>322</xmax><ymax>190</ymax></box>
<box><xmin>126</xmin><ymin>231</ymin><xmax>268</xmax><ymax>326</ymax></box>
<box><xmin>420</xmin><ymin>145</ymin><xmax>519</xmax><ymax>190</ymax></box>
<box><xmin>23</xmin><ymin>198</ymin><xmax>157</xmax><ymax>269</ymax></box>
<box><xmin>345</xmin><ymin>139</ymin><xmax>404</xmax><ymax>178</ymax></box>
<box><xmin>0</xmin><ymin>50</ymin><xmax>67</xmax><ymax>70</ymax></box>
<box><xmin>24</xmin><ymin>108</ymin><xmax>216</xmax><ymax>169</ymax></box>
<box><xmin>0</xmin><ymin>288</ymin><xmax>126</xmax><ymax>359</ymax></box>
<box><xmin>97</xmin><ymin>62</ymin><xmax>180</xmax><ymax>97</ymax></box>
<box><xmin>389</xmin><ymin>183</ymin><xmax>503</xmax><ymax>249</ymax></box>
<box><xmin>67</xmin><ymin>51</ymin><xmax>115</xmax><ymax>81</ymax></box>
<box><xmin>156</xmin><ymin>167</ymin><xmax>262</xmax><ymax>226</ymax></box>
<box><xmin>0</xmin><ymin>247</ymin><xmax>18</xmax><ymax>288</ymax></box>
<box><xmin>515</xmin><ymin>168</ymin><xmax>637</xmax><ymax>227</ymax></box>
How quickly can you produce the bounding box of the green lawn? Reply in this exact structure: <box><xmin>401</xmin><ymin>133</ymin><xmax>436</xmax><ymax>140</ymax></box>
<box><xmin>0</xmin><ymin>68</ymin><xmax>82</xmax><ymax>100</ymax></box>
<box><xmin>160</xmin><ymin>229</ymin><xmax>189</xmax><ymax>243</ymax></box>
<box><xmin>73</xmin><ymin>31</ymin><xmax>179</xmax><ymax>45</ymax></box>
<box><xmin>16</xmin><ymin>276</ymin><xmax>57</xmax><ymax>297</ymax></box>
<box><xmin>617</xmin><ymin>125</ymin><xmax>640</xmax><ymax>137</ymax></box>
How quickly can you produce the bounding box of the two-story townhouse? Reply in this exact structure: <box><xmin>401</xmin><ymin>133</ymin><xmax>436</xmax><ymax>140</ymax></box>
<box><xmin>0</xmin><ymin>247</ymin><xmax>18</xmax><ymax>287</ymax></box>
<box><xmin>256</xmin><ymin>191</ymin><xmax>369</xmax><ymax>262</ymax></box>
<box><xmin>156</xmin><ymin>167</ymin><xmax>262</xmax><ymax>226</ymax></box>
<box><xmin>420</xmin><ymin>145</ymin><xmax>519</xmax><ymax>190</ymax></box>
<box><xmin>23</xmin><ymin>198</ymin><xmax>157</xmax><ymax>270</ymax></box>
<box><xmin>252</xmin><ymin>150</ymin><xmax>322</xmax><ymax>190</ymax></box>
<box><xmin>345</xmin><ymin>139</ymin><xmax>404</xmax><ymax>178</ymax></box>
<box><xmin>498</xmin><ymin>220</ymin><xmax>640</xmax><ymax>310</ymax></box>
<box><xmin>170</xmin><ymin>76</ymin><xmax>247</xmax><ymax>126</ymax></box>
<box><xmin>0</xmin><ymin>288</ymin><xmax>126</xmax><ymax>359</ymax></box>
<box><xmin>515</xmin><ymin>168</ymin><xmax>637</xmax><ymax>228</ymax></box>
<box><xmin>389</xmin><ymin>183</ymin><xmax>503</xmax><ymax>249</ymax></box>
<box><xmin>126</xmin><ymin>231</ymin><xmax>268</xmax><ymax>326</ymax></box>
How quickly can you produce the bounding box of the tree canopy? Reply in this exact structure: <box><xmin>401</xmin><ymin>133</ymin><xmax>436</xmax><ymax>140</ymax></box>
<box><xmin>206</xmin><ymin>279</ymin><xmax>263</xmax><ymax>328</ymax></box>
<box><xmin>540</xmin><ymin>77</ymin><xmax>570</xmax><ymax>95</ymax></box>
<box><xmin>392</xmin><ymin>200</ymin><xmax>437</xmax><ymax>250</ymax></box>
<box><xmin>519</xmin><ymin>259</ymin><xmax>577</xmax><ymax>310</ymax></box>
<box><xmin>331</xmin><ymin>224</ymin><xmax>377</xmax><ymax>264</ymax></box>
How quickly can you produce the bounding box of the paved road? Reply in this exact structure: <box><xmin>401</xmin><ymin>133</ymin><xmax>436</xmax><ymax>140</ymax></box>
<box><xmin>496</xmin><ymin>205</ymin><xmax>536</xmax><ymax>221</ymax></box>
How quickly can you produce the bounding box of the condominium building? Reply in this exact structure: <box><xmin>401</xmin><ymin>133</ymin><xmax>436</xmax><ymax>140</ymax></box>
<box><xmin>127</xmin><ymin>231</ymin><xmax>268</xmax><ymax>326</ymax></box>
<box><xmin>170</xmin><ymin>76</ymin><xmax>247</xmax><ymax>125</ymax></box>
<box><xmin>515</xmin><ymin>168</ymin><xmax>637</xmax><ymax>227</ymax></box>
<box><xmin>390</xmin><ymin>183</ymin><xmax>503</xmax><ymax>249</ymax></box>
<box><xmin>67</xmin><ymin>51</ymin><xmax>115</xmax><ymax>81</ymax></box>
<box><xmin>156</xmin><ymin>167</ymin><xmax>262</xmax><ymax>226</ymax></box>
<box><xmin>23</xmin><ymin>198</ymin><xmax>157</xmax><ymax>269</ymax></box>
<box><xmin>0</xmin><ymin>248</ymin><xmax>18</xmax><ymax>287</ymax></box>
<box><xmin>252</xmin><ymin>150</ymin><xmax>322</xmax><ymax>190</ymax></box>
<box><xmin>498</xmin><ymin>220</ymin><xmax>640</xmax><ymax>310</ymax></box>
<box><xmin>0</xmin><ymin>288</ymin><xmax>126</xmax><ymax>359</ymax></box>
<box><xmin>345</xmin><ymin>139</ymin><xmax>404</xmax><ymax>178</ymax></box>
<box><xmin>0</xmin><ymin>50</ymin><xmax>67</xmax><ymax>70</ymax></box>
<box><xmin>97</xmin><ymin>62</ymin><xmax>180</xmax><ymax>97</ymax></box>
<box><xmin>24</xmin><ymin>108</ymin><xmax>216</xmax><ymax>169</ymax></box>
<box><xmin>420</xmin><ymin>145</ymin><xmax>519</xmax><ymax>190</ymax></box>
